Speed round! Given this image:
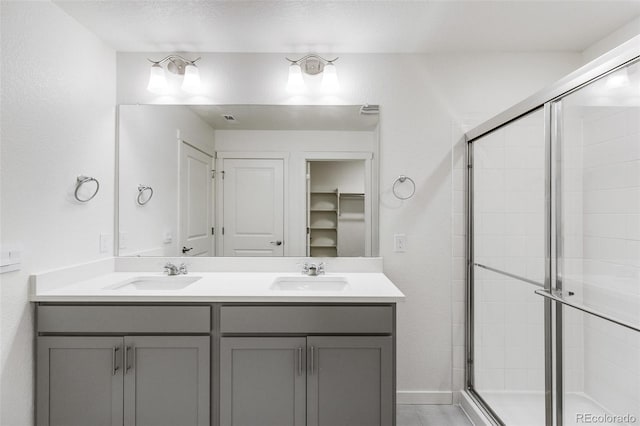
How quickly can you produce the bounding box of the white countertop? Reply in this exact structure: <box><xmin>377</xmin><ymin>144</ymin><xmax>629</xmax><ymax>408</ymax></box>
<box><xmin>31</xmin><ymin>270</ymin><xmax>405</xmax><ymax>303</ymax></box>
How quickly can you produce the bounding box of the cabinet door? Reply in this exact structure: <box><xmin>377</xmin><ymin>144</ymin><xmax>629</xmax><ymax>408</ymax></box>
<box><xmin>220</xmin><ymin>337</ymin><xmax>306</xmax><ymax>426</ymax></box>
<box><xmin>36</xmin><ymin>336</ymin><xmax>124</xmax><ymax>426</ymax></box>
<box><xmin>123</xmin><ymin>336</ymin><xmax>210</xmax><ymax>426</ymax></box>
<box><xmin>307</xmin><ymin>336</ymin><xmax>393</xmax><ymax>426</ymax></box>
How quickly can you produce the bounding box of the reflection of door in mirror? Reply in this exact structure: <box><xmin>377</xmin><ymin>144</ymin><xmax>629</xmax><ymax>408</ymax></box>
<box><xmin>307</xmin><ymin>160</ymin><xmax>366</xmax><ymax>257</ymax></box>
<box><xmin>179</xmin><ymin>142</ymin><xmax>214</xmax><ymax>256</ymax></box>
<box><xmin>118</xmin><ymin>105</ymin><xmax>379</xmax><ymax>257</ymax></box>
<box><xmin>222</xmin><ymin>159</ymin><xmax>284</xmax><ymax>256</ymax></box>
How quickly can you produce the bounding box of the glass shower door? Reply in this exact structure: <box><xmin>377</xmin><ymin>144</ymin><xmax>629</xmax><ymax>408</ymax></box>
<box><xmin>471</xmin><ymin>107</ymin><xmax>548</xmax><ymax>425</ymax></box>
<box><xmin>555</xmin><ymin>59</ymin><xmax>640</xmax><ymax>426</ymax></box>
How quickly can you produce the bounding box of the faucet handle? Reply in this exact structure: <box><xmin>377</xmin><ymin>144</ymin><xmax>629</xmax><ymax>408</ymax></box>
<box><xmin>178</xmin><ymin>263</ymin><xmax>188</xmax><ymax>275</ymax></box>
<box><xmin>317</xmin><ymin>262</ymin><xmax>325</xmax><ymax>274</ymax></box>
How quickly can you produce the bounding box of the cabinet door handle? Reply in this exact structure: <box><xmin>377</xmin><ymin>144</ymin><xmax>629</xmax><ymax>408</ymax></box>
<box><xmin>125</xmin><ymin>346</ymin><xmax>133</xmax><ymax>373</ymax></box>
<box><xmin>112</xmin><ymin>346</ymin><xmax>120</xmax><ymax>375</ymax></box>
<box><xmin>297</xmin><ymin>347</ymin><xmax>303</xmax><ymax>376</ymax></box>
<box><xmin>309</xmin><ymin>346</ymin><xmax>315</xmax><ymax>375</ymax></box>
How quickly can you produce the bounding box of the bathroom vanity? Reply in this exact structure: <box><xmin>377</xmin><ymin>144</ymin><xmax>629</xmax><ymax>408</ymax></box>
<box><xmin>31</xmin><ymin>260</ymin><xmax>404</xmax><ymax>426</ymax></box>
<box><xmin>32</xmin><ymin>104</ymin><xmax>401</xmax><ymax>425</ymax></box>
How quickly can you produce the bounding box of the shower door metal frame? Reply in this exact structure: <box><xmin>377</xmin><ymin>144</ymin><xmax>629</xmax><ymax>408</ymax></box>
<box><xmin>465</xmin><ymin>34</ymin><xmax>640</xmax><ymax>426</ymax></box>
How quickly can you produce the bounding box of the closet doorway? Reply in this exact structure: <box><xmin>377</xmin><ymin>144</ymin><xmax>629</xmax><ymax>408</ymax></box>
<box><xmin>306</xmin><ymin>160</ymin><xmax>369</xmax><ymax>257</ymax></box>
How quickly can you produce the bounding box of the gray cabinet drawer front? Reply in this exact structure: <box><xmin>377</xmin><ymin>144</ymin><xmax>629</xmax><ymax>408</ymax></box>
<box><xmin>220</xmin><ymin>305</ymin><xmax>392</xmax><ymax>334</ymax></box>
<box><xmin>37</xmin><ymin>306</ymin><xmax>211</xmax><ymax>333</ymax></box>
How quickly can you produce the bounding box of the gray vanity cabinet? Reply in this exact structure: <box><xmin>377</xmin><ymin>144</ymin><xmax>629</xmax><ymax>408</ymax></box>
<box><xmin>36</xmin><ymin>305</ymin><xmax>211</xmax><ymax>426</ymax></box>
<box><xmin>306</xmin><ymin>336</ymin><xmax>393</xmax><ymax>426</ymax></box>
<box><xmin>123</xmin><ymin>336</ymin><xmax>210</xmax><ymax>426</ymax></box>
<box><xmin>220</xmin><ymin>337</ymin><xmax>307</xmax><ymax>426</ymax></box>
<box><xmin>37</xmin><ymin>335</ymin><xmax>209</xmax><ymax>426</ymax></box>
<box><xmin>36</xmin><ymin>304</ymin><xmax>395</xmax><ymax>426</ymax></box>
<box><xmin>218</xmin><ymin>304</ymin><xmax>395</xmax><ymax>426</ymax></box>
<box><xmin>37</xmin><ymin>337</ymin><xmax>124</xmax><ymax>426</ymax></box>
<box><xmin>219</xmin><ymin>336</ymin><xmax>392</xmax><ymax>426</ymax></box>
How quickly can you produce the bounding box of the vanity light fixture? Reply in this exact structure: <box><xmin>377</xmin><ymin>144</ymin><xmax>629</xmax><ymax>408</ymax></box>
<box><xmin>146</xmin><ymin>55</ymin><xmax>201</xmax><ymax>93</ymax></box>
<box><xmin>285</xmin><ymin>54</ymin><xmax>339</xmax><ymax>93</ymax></box>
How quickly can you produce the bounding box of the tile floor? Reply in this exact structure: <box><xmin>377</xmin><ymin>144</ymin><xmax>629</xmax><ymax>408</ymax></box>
<box><xmin>397</xmin><ymin>405</ymin><xmax>473</xmax><ymax>426</ymax></box>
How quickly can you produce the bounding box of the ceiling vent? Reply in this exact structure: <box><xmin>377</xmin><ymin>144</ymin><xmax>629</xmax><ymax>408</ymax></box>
<box><xmin>360</xmin><ymin>104</ymin><xmax>379</xmax><ymax>115</ymax></box>
<box><xmin>222</xmin><ymin>114</ymin><xmax>237</xmax><ymax>122</ymax></box>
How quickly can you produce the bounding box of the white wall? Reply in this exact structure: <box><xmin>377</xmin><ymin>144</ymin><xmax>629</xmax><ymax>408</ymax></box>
<box><xmin>118</xmin><ymin>51</ymin><xmax>581</xmax><ymax>401</ymax></box>
<box><xmin>119</xmin><ymin>105</ymin><xmax>215</xmax><ymax>256</ymax></box>
<box><xmin>0</xmin><ymin>1</ymin><xmax>116</xmax><ymax>424</ymax></box>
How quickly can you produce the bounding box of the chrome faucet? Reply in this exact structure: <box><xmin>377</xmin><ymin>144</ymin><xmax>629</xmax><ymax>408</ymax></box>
<box><xmin>164</xmin><ymin>262</ymin><xmax>188</xmax><ymax>276</ymax></box>
<box><xmin>302</xmin><ymin>262</ymin><xmax>325</xmax><ymax>276</ymax></box>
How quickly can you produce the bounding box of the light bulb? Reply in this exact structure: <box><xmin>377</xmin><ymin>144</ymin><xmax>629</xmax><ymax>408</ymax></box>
<box><xmin>287</xmin><ymin>63</ymin><xmax>305</xmax><ymax>93</ymax></box>
<box><xmin>181</xmin><ymin>63</ymin><xmax>201</xmax><ymax>93</ymax></box>
<box><xmin>147</xmin><ymin>63</ymin><xmax>167</xmax><ymax>93</ymax></box>
<box><xmin>321</xmin><ymin>62</ymin><xmax>339</xmax><ymax>92</ymax></box>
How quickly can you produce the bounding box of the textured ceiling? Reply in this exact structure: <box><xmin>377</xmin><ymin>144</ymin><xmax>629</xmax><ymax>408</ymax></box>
<box><xmin>187</xmin><ymin>105</ymin><xmax>379</xmax><ymax>131</ymax></box>
<box><xmin>54</xmin><ymin>1</ymin><xmax>640</xmax><ymax>53</ymax></box>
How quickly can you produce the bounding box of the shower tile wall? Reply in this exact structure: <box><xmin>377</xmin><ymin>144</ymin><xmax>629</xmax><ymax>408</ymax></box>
<box><xmin>473</xmin><ymin>108</ymin><xmax>546</xmax><ymax>395</ymax></box>
<box><xmin>562</xmin><ymin>104</ymin><xmax>640</xmax><ymax>420</ymax></box>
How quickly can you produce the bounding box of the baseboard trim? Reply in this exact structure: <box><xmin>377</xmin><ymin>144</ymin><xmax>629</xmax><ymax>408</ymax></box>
<box><xmin>396</xmin><ymin>391</ymin><xmax>453</xmax><ymax>405</ymax></box>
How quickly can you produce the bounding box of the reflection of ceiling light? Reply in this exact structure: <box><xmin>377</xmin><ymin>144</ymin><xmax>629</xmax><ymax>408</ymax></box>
<box><xmin>285</xmin><ymin>54</ymin><xmax>339</xmax><ymax>93</ymax></box>
<box><xmin>605</xmin><ymin>67</ymin><xmax>630</xmax><ymax>89</ymax></box>
<box><xmin>146</xmin><ymin>55</ymin><xmax>201</xmax><ymax>94</ymax></box>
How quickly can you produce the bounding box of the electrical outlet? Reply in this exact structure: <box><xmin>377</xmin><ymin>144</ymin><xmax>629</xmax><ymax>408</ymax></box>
<box><xmin>99</xmin><ymin>233</ymin><xmax>111</xmax><ymax>253</ymax></box>
<box><xmin>393</xmin><ymin>234</ymin><xmax>407</xmax><ymax>252</ymax></box>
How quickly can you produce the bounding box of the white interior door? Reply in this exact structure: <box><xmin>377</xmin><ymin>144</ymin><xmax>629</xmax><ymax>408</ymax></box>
<box><xmin>179</xmin><ymin>142</ymin><xmax>213</xmax><ymax>256</ymax></box>
<box><xmin>222</xmin><ymin>159</ymin><xmax>284</xmax><ymax>256</ymax></box>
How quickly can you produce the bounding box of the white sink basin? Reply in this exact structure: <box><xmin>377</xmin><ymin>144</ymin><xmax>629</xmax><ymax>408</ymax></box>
<box><xmin>271</xmin><ymin>276</ymin><xmax>349</xmax><ymax>291</ymax></box>
<box><xmin>109</xmin><ymin>276</ymin><xmax>201</xmax><ymax>291</ymax></box>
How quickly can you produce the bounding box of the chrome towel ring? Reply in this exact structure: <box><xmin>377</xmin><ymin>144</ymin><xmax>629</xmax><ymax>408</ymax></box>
<box><xmin>137</xmin><ymin>185</ymin><xmax>154</xmax><ymax>206</ymax></box>
<box><xmin>74</xmin><ymin>176</ymin><xmax>100</xmax><ymax>203</ymax></box>
<box><xmin>392</xmin><ymin>175</ymin><xmax>415</xmax><ymax>200</ymax></box>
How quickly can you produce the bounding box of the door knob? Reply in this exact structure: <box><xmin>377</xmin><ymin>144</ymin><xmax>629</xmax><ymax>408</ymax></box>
<box><xmin>269</xmin><ymin>241</ymin><xmax>283</xmax><ymax>246</ymax></box>
<box><xmin>182</xmin><ymin>246</ymin><xmax>193</xmax><ymax>253</ymax></box>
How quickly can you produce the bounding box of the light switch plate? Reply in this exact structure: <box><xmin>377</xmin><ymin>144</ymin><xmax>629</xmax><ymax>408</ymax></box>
<box><xmin>393</xmin><ymin>234</ymin><xmax>407</xmax><ymax>252</ymax></box>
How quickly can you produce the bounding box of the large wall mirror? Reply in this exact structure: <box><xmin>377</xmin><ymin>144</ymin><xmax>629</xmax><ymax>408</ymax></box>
<box><xmin>117</xmin><ymin>104</ymin><xmax>380</xmax><ymax>257</ymax></box>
